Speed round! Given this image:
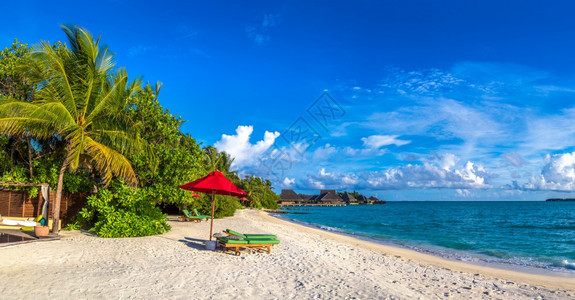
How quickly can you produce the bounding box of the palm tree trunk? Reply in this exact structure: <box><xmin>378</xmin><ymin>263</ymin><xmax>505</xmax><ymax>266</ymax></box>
<box><xmin>51</xmin><ymin>156</ymin><xmax>70</xmax><ymax>234</ymax></box>
<box><xmin>26</xmin><ymin>135</ymin><xmax>33</xmax><ymax>178</ymax></box>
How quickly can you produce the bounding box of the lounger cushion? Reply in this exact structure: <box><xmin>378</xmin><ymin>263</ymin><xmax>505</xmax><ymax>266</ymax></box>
<box><xmin>193</xmin><ymin>209</ymin><xmax>210</xmax><ymax>218</ymax></box>
<box><xmin>219</xmin><ymin>237</ymin><xmax>249</xmax><ymax>244</ymax></box>
<box><xmin>246</xmin><ymin>239</ymin><xmax>280</xmax><ymax>245</ymax></box>
<box><xmin>244</xmin><ymin>234</ymin><xmax>278</xmax><ymax>239</ymax></box>
<box><xmin>226</xmin><ymin>229</ymin><xmax>277</xmax><ymax>239</ymax></box>
<box><xmin>226</xmin><ymin>229</ymin><xmax>247</xmax><ymax>239</ymax></box>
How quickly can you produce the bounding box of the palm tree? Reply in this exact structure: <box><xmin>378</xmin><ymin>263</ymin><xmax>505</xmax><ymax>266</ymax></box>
<box><xmin>203</xmin><ymin>146</ymin><xmax>235</xmax><ymax>174</ymax></box>
<box><xmin>0</xmin><ymin>25</ymin><xmax>145</xmax><ymax>233</ymax></box>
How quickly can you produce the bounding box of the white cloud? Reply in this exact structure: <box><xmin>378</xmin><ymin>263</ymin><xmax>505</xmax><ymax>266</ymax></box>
<box><xmin>300</xmin><ymin>154</ymin><xmax>491</xmax><ymax>191</ymax></box>
<box><xmin>214</xmin><ymin>125</ymin><xmax>280</xmax><ymax>169</ymax></box>
<box><xmin>502</xmin><ymin>151</ymin><xmax>526</xmax><ymax>167</ymax></box>
<box><xmin>365</xmin><ymin>160</ymin><xmax>490</xmax><ymax>190</ymax></box>
<box><xmin>524</xmin><ymin>108</ymin><xmax>575</xmax><ymax>153</ymax></box>
<box><xmin>281</xmin><ymin>177</ymin><xmax>295</xmax><ymax>188</ymax></box>
<box><xmin>312</xmin><ymin>144</ymin><xmax>338</xmax><ymax>160</ymax></box>
<box><xmin>435</xmin><ymin>152</ymin><xmax>458</xmax><ymax>171</ymax></box>
<box><xmin>302</xmin><ymin>168</ymin><xmax>359</xmax><ymax>190</ymax></box>
<box><xmin>361</xmin><ymin>135</ymin><xmax>411</xmax><ymax>148</ymax></box>
<box><xmin>343</xmin><ymin>146</ymin><xmax>387</xmax><ymax>157</ymax></box>
<box><xmin>523</xmin><ymin>152</ymin><xmax>575</xmax><ymax>191</ymax></box>
<box><xmin>309</xmin><ymin>143</ymin><xmax>387</xmax><ymax>160</ymax></box>
<box><xmin>306</xmin><ymin>177</ymin><xmax>325</xmax><ymax>190</ymax></box>
<box><xmin>456</xmin><ymin>189</ymin><xmax>472</xmax><ymax>197</ymax></box>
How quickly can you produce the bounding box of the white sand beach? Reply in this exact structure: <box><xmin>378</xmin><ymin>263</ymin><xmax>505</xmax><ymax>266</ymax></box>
<box><xmin>0</xmin><ymin>209</ymin><xmax>574</xmax><ymax>299</ymax></box>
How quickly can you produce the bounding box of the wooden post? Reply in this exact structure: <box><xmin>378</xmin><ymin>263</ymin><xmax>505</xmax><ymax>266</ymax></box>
<box><xmin>209</xmin><ymin>191</ymin><xmax>215</xmax><ymax>240</ymax></box>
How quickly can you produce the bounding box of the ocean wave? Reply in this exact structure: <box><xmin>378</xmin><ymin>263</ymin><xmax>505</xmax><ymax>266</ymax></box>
<box><xmin>554</xmin><ymin>260</ymin><xmax>575</xmax><ymax>270</ymax></box>
<box><xmin>319</xmin><ymin>225</ymin><xmax>346</xmax><ymax>233</ymax></box>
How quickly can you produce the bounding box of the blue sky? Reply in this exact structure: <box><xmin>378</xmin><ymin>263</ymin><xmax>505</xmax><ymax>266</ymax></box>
<box><xmin>3</xmin><ymin>1</ymin><xmax>575</xmax><ymax>200</ymax></box>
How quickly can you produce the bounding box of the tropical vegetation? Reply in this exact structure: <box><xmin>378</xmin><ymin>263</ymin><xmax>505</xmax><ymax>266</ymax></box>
<box><xmin>0</xmin><ymin>25</ymin><xmax>280</xmax><ymax>237</ymax></box>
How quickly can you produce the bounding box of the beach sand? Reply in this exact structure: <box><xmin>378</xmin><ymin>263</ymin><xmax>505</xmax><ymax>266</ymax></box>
<box><xmin>0</xmin><ymin>209</ymin><xmax>574</xmax><ymax>299</ymax></box>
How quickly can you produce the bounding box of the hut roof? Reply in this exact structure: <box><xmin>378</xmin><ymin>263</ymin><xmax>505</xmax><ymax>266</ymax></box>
<box><xmin>300</xmin><ymin>194</ymin><xmax>316</xmax><ymax>201</ymax></box>
<box><xmin>368</xmin><ymin>196</ymin><xmax>379</xmax><ymax>201</ymax></box>
<box><xmin>341</xmin><ymin>192</ymin><xmax>357</xmax><ymax>202</ymax></box>
<box><xmin>280</xmin><ymin>189</ymin><xmax>303</xmax><ymax>202</ymax></box>
<box><xmin>356</xmin><ymin>195</ymin><xmax>369</xmax><ymax>202</ymax></box>
<box><xmin>316</xmin><ymin>190</ymin><xmax>343</xmax><ymax>202</ymax></box>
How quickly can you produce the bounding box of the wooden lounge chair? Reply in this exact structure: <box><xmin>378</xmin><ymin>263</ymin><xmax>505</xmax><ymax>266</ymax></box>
<box><xmin>181</xmin><ymin>209</ymin><xmax>207</xmax><ymax>222</ymax></box>
<box><xmin>0</xmin><ymin>215</ymin><xmax>44</xmax><ymax>231</ymax></box>
<box><xmin>217</xmin><ymin>236</ymin><xmax>280</xmax><ymax>256</ymax></box>
<box><xmin>193</xmin><ymin>209</ymin><xmax>211</xmax><ymax>219</ymax></box>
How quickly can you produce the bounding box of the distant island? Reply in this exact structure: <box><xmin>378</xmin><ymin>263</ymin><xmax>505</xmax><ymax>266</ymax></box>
<box><xmin>278</xmin><ymin>189</ymin><xmax>386</xmax><ymax>206</ymax></box>
<box><xmin>545</xmin><ymin>198</ymin><xmax>575</xmax><ymax>202</ymax></box>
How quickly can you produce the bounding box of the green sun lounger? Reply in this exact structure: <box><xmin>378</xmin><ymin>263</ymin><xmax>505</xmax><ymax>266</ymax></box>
<box><xmin>225</xmin><ymin>229</ymin><xmax>277</xmax><ymax>240</ymax></box>
<box><xmin>193</xmin><ymin>209</ymin><xmax>211</xmax><ymax>219</ymax></box>
<box><xmin>181</xmin><ymin>209</ymin><xmax>207</xmax><ymax>222</ymax></box>
<box><xmin>217</xmin><ymin>236</ymin><xmax>280</xmax><ymax>256</ymax></box>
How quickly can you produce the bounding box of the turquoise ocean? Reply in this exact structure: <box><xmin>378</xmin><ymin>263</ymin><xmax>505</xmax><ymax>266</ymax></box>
<box><xmin>277</xmin><ymin>201</ymin><xmax>575</xmax><ymax>274</ymax></box>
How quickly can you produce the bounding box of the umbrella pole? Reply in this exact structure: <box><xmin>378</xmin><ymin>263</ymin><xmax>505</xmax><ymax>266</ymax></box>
<box><xmin>209</xmin><ymin>191</ymin><xmax>216</xmax><ymax>240</ymax></box>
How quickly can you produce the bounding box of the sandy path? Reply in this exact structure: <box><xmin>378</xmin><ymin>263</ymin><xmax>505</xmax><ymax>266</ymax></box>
<box><xmin>0</xmin><ymin>209</ymin><xmax>573</xmax><ymax>299</ymax></box>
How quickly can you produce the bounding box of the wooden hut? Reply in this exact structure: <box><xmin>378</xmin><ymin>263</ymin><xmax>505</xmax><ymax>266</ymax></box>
<box><xmin>278</xmin><ymin>189</ymin><xmax>303</xmax><ymax>206</ymax></box>
<box><xmin>300</xmin><ymin>194</ymin><xmax>316</xmax><ymax>204</ymax></box>
<box><xmin>356</xmin><ymin>195</ymin><xmax>368</xmax><ymax>204</ymax></box>
<box><xmin>341</xmin><ymin>192</ymin><xmax>358</xmax><ymax>205</ymax></box>
<box><xmin>315</xmin><ymin>190</ymin><xmax>345</xmax><ymax>206</ymax></box>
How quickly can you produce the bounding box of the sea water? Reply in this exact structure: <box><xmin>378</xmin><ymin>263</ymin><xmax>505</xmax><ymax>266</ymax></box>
<box><xmin>277</xmin><ymin>201</ymin><xmax>575</xmax><ymax>274</ymax></box>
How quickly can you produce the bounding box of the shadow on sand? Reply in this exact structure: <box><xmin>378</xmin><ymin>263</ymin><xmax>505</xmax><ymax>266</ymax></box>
<box><xmin>179</xmin><ymin>236</ymin><xmax>211</xmax><ymax>251</ymax></box>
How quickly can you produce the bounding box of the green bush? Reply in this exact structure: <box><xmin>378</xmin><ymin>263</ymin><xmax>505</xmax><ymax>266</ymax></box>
<box><xmin>67</xmin><ymin>180</ymin><xmax>170</xmax><ymax>237</ymax></box>
<box><xmin>191</xmin><ymin>194</ymin><xmax>242</xmax><ymax>218</ymax></box>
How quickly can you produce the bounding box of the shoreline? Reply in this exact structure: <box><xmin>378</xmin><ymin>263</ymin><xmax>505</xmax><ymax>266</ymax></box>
<box><xmin>262</xmin><ymin>210</ymin><xmax>575</xmax><ymax>291</ymax></box>
<box><xmin>272</xmin><ymin>213</ymin><xmax>575</xmax><ymax>278</ymax></box>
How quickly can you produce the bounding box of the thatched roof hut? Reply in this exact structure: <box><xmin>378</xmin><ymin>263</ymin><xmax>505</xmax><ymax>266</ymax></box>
<box><xmin>341</xmin><ymin>192</ymin><xmax>358</xmax><ymax>204</ymax></box>
<box><xmin>356</xmin><ymin>195</ymin><xmax>368</xmax><ymax>204</ymax></box>
<box><xmin>316</xmin><ymin>190</ymin><xmax>345</xmax><ymax>205</ymax></box>
<box><xmin>279</xmin><ymin>189</ymin><xmax>303</xmax><ymax>205</ymax></box>
<box><xmin>300</xmin><ymin>194</ymin><xmax>316</xmax><ymax>203</ymax></box>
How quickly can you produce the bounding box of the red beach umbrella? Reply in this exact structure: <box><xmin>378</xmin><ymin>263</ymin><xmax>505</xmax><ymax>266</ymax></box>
<box><xmin>179</xmin><ymin>171</ymin><xmax>248</xmax><ymax>240</ymax></box>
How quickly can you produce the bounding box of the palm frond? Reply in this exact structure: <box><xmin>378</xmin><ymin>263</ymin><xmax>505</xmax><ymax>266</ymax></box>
<box><xmin>31</xmin><ymin>41</ymin><xmax>78</xmax><ymax>119</ymax></box>
<box><xmin>65</xmin><ymin>126</ymin><xmax>85</xmax><ymax>172</ymax></box>
<box><xmin>84</xmin><ymin>136</ymin><xmax>138</xmax><ymax>186</ymax></box>
<box><xmin>85</xmin><ymin>69</ymin><xmax>129</xmax><ymax>123</ymax></box>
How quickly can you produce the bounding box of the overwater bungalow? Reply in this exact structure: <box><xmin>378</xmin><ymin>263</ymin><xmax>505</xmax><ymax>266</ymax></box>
<box><xmin>278</xmin><ymin>189</ymin><xmax>304</xmax><ymax>206</ymax></box>
<box><xmin>300</xmin><ymin>194</ymin><xmax>316</xmax><ymax>204</ymax></box>
<box><xmin>356</xmin><ymin>195</ymin><xmax>368</xmax><ymax>204</ymax></box>
<box><xmin>341</xmin><ymin>192</ymin><xmax>358</xmax><ymax>205</ymax></box>
<box><xmin>315</xmin><ymin>190</ymin><xmax>346</xmax><ymax>206</ymax></box>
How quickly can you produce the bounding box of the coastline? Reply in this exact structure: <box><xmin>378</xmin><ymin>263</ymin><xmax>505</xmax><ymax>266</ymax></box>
<box><xmin>264</xmin><ymin>211</ymin><xmax>575</xmax><ymax>291</ymax></box>
<box><xmin>272</xmin><ymin>213</ymin><xmax>575</xmax><ymax>278</ymax></box>
<box><xmin>0</xmin><ymin>209</ymin><xmax>573</xmax><ymax>299</ymax></box>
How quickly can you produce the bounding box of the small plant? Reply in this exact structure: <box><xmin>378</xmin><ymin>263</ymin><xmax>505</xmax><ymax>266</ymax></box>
<box><xmin>67</xmin><ymin>180</ymin><xmax>170</xmax><ymax>238</ymax></box>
